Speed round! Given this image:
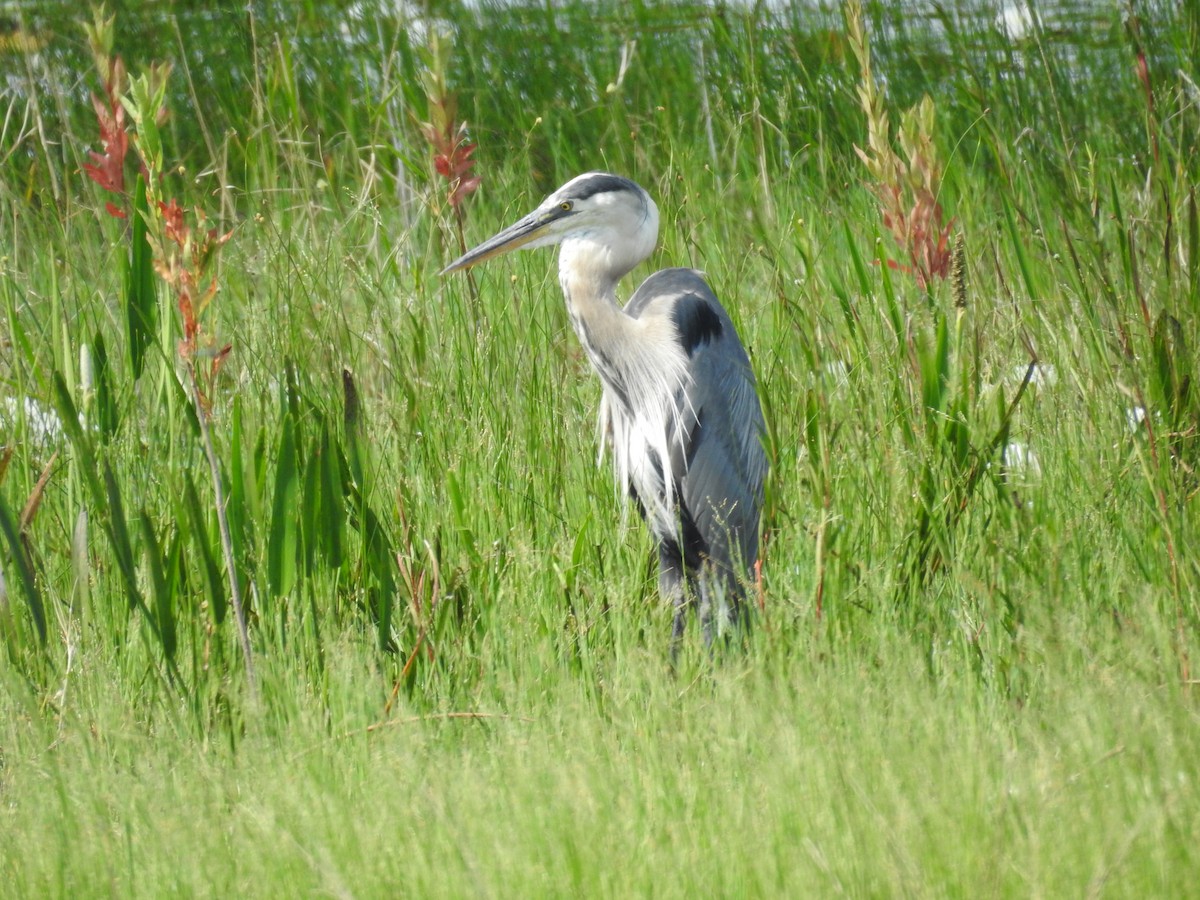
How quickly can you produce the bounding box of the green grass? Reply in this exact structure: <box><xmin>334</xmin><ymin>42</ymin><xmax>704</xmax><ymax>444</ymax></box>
<box><xmin>4</xmin><ymin>635</ymin><xmax>1197</xmax><ymax>896</ymax></box>
<box><xmin>2</xmin><ymin>0</ymin><xmax>1200</xmax><ymax>894</ymax></box>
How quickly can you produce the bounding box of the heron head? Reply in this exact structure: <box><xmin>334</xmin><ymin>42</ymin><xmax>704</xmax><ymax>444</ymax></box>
<box><xmin>441</xmin><ymin>172</ymin><xmax>659</xmax><ymax>281</ymax></box>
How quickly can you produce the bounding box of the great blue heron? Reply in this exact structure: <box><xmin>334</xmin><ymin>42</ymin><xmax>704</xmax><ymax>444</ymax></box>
<box><xmin>443</xmin><ymin>172</ymin><xmax>767</xmax><ymax>650</ymax></box>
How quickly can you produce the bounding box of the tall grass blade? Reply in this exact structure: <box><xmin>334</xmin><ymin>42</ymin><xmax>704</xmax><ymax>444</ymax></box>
<box><xmin>182</xmin><ymin>474</ymin><xmax>227</xmax><ymax>625</ymax></box>
<box><xmin>91</xmin><ymin>332</ymin><xmax>120</xmax><ymax>440</ymax></box>
<box><xmin>126</xmin><ymin>172</ymin><xmax>157</xmax><ymax>380</ymax></box>
<box><xmin>318</xmin><ymin>424</ymin><xmax>344</xmax><ymax>569</ymax></box>
<box><xmin>227</xmin><ymin>397</ymin><xmax>254</xmax><ymax>600</ymax></box>
<box><xmin>267</xmin><ymin>410</ymin><xmax>299</xmax><ymax>600</ymax></box>
<box><xmin>919</xmin><ymin>314</ymin><xmax>951</xmax><ymax>427</ymax></box>
<box><xmin>1187</xmin><ymin>186</ymin><xmax>1198</xmax><ymax>302</ymax></box>
<box><xmin>139</xmin><ymin>510</ymin><xmax>177</xmax><ymax>661</ymax></box>
<box><xmin>103</xmin><ymin>462</ymin><xmax>143</xmax><ymax>614</ymax></box>
<box><xmin>341</xmin><ymin>462</ymin><xmax>396</xmax><ymax>653</ymax></box>
<box><xmin>300</xmin><ymin>434</ymin><xmax>320</xmax><ymax>574</ymax></box>
<box><xmin>878</xmin><ymin>240</ymin><xmax>902</xmax><ymax>343</ymax></box>
<box><xmin>844</xmin><ymin>220</ymin><xmax>872</xmax><ymax>296</ymax></box>
<box><xmin>50</xmin><ymin>370</ymin><xmax>104</xmax><ymax>507</ymax></box>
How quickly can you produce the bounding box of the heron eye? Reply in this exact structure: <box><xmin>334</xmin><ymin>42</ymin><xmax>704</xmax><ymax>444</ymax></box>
<box><xmin>560</xmin><ymin>201</ymin><xmax>573</xmax><ymax>211</ymax></box>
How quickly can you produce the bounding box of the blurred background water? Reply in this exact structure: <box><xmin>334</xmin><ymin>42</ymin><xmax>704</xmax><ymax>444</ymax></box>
<box><xmin>0</xmin><ymin>1</ymin><xmax>1193</xmax><ymax>203</ymax></box>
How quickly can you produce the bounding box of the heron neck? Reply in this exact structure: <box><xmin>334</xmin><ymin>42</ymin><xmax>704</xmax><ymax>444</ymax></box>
<box><xmin>557</xmin><ymin>258</ymin><xmax>640</xmax><ymax>386</ymax></box>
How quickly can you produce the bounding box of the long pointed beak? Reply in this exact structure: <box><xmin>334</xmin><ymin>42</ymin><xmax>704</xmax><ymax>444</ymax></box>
<box><xmin>441</xmin><ymin>208</ymin><xmax>562</xmax><ymax>275</ymax></box>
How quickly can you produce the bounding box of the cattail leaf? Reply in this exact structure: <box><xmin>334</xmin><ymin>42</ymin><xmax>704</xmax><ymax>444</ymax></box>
<box><xmin>103</xmin><ymin>463</ymin><xmax>143</xmax><ymax>613</ymax></box>
<box><xmin>125</xmin><ymin>172</ymin><xmax>156</xmax><ymax>380</ymax></box>
<box><xmin>228</xmin><ymin>398</ymin><xmax>248</xmax><ymax>587</ymax></box>
<box><xmin>91</xmin><ymin>332</ymin><xmax>120</xmax><ymax>440</ymax></box>
<box><xmin>228</xmin><ymin>396</ymin><xmax>264</xmax><ymax>596</ymax></box>
<box><xmin>1187</xmin><ymin>187</ymin><xmax>1198</xmax><ymax>300</ymax></box>
<box><xmin>138</xmin><ymin>511</ymin><xmax>176</xmax><ymax>660</ymax></box>
<box><xmin>267</xmin><ymin>411</ymin><xmax>299</xmax><ymax>599</ymax></box>
<box><xmin>300</xmin><ymin>435</ymin><xmax>321</xmax><ymax>575</ymax></box>
<box><xmin>51</xmin><ymin>370</ymin><xmax>104</xmax><ymax>508</ymax></box>
<box><xmin>318</xmin><ymin>424</ymin><xmax>345</xmax><ymax>569</ymax></box>
<box><xmin>341</xmin><ymin>471</ymin><xmax>396</xmax><ymax>652</ymax></box>
<box><xmin>182</xmin><ymin>475</ymin><xmax>227</xmax><ymax>625</ymax></box>
<box><xmin>342</xmin><ymin>368</ymin><xmax>366</xmax><ymax>492</ymax></box>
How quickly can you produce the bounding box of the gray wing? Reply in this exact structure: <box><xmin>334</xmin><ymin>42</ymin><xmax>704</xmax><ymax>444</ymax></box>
<box><xmin>627</xmin><ymin>268</ymin><xmax>768</xmax><ymax>579</ymax></box>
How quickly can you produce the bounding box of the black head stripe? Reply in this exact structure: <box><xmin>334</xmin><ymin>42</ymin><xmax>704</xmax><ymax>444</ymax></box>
<box><xmin>564</xmin><ymin>173</ymin><xmax>642</xmax><ymax>202</ymax></box>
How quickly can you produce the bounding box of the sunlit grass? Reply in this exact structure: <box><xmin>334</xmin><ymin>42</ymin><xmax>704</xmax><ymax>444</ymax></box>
<box><xmin>1</xmin><ymin>0</ymin><xmax>1198</xmax><ymax>894</ymax></box>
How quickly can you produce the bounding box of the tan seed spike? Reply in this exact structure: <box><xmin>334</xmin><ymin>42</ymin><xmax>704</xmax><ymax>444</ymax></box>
<box><xmin>953</xmin><ymin>231</ymin><xmax>967</xmax><ymax>309</ymax></box>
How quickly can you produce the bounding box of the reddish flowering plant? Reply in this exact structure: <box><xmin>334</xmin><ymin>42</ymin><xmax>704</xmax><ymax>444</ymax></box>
<box><xmin>847</xmin><ymin>1</ymin><xmax>954</xmax><ymax>291</ymax></box>
<box><xmin>78</xmin><ymin>5</ymin><xmax>254</xmax><ymax>696</ymax></box>
<box><xmin>428</xmin><ymin>120</ymin><xmax>481</xmax><ymax>209</ymax></box>
<box><xmin>865</xmin><ymin>99</ymin><xmax>956</xmax><ymax>290</ymax></box>
<box><xmin>1129</xmin><ymin>13</ymin><xmax>1160</xmax><ymax>166</ymax></box>
<box><xmin>82</xmin><ymin>9</ymin><xmax>171</xmax><ymax>219</ymax></box>
<box><xmin>158</xmin><ymin>197</ymin><xmax>186</xmax><ymax>246</ymax></box>
<box><xmin>416</xmin><ymin>30</ymin><xmax>482</xmax><ymax>257</ymax></box>
<box><xmin>150</xmin><ymin>199</ymin><xmax>233</xmax><ymax>407</ymax></box>
<box><xmin>82</xmin><ymin>7</ymin><xmax>129</xmax><ymax>218</ymax></box>
<box><xmin>82</xmin><ymin>6</ymin><xmax>234</xmax><ymax>413</ymax></box>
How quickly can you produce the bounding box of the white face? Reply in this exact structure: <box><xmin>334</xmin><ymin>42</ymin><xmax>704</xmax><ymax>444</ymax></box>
<box><xmin>541</xmin><ymin>175</ymin><xmax>661</xmax><ymax>281</ymax></box>
<box><xmin>442</xmin><ymin>172</ymin><xmax>660</xmax><ymax>279</ymax></box>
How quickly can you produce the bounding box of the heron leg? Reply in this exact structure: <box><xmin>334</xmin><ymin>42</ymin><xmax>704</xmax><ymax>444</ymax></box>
<box><xmin>658</xmin><ymin>542</ymin><xmax>691</xmax><ymax>660</ymax></box>
<box><xmin>698</xmin><ymin>563</ymin><xmax>719</xmax><ymax>648</ymax></box>
<box><xmin>698</xmin><ymin>564</ymin><xmax>746</xmax><ymax>649</ymax></box>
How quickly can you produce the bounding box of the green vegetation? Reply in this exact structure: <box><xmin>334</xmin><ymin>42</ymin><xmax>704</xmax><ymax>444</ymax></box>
<box><xmin>2</xmin><ymin>0</ymin><xmax>1199</xmax><ymax>894</ymax></box>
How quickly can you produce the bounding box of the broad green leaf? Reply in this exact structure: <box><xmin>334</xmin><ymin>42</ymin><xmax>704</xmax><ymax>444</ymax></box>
<box><xmin>318</xmin><ymin>424</ymin><xmax>345</xmax><ymax>569</ymax></box>
<box><xmin>139</xmin><ymin>511</ymin><xmax>176</xmax><ymax>660</ymax></box>
<box><xmin>125</xmin><ymin>173</ymin><xmax>156</xmax><ymax>380</ymax></box>
<box><xmin>104</xmin><ymin>463</ymin><xmax>142</xmax><ymax>613</ymax></box>
<box><xmin>51</xmin><ymin>370</ymin><xmax>104</xmax><ymax>507</ymax></box>
<box><xmin>267</xmin><ymin>411</ymin><xmax>299</xmax><ymax>600</ymax></box>
<box><xmin>182</xmin><ymin>475</ymin><xmax>227</xmax><ymax>625</ymax></box>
